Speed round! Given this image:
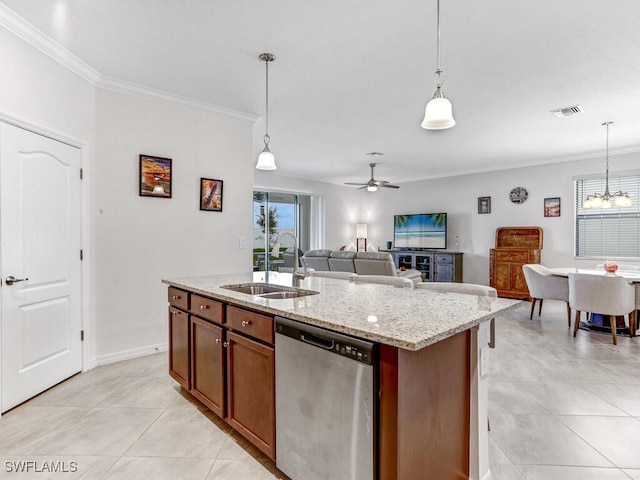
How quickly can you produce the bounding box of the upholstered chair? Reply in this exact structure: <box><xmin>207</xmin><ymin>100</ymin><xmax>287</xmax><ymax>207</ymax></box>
<box><xmin>353</xmin><ymin>275</ymin><xmax>414</xmax><ymax>288</ymax></box>
<box><xmin>522</xmin><ymin>264</ymin><xmax>571</xmax><ymax>327</ymax></box>
<box><xmin>568</xmin><ymin>273</ymin><xmax>636</xmax><ymax>345</ymax></box>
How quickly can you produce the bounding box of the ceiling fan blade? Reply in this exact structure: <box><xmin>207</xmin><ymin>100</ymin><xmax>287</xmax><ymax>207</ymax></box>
<box><xmin>344</xmin><ymin>182</ymin><xmax>368</xmax><ymax>186</ymax></box>
<box><xmin>382</xmin><ymin>184</ymin><xmax>400</xmax><ymax>189</ymax></box>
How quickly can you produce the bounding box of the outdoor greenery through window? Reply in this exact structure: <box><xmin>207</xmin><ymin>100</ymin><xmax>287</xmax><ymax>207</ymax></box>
<box><xmin>253</xmin><ymin>191</ymin><xmax>312</xmax><ymax>271</ymax></box>
<box><xmin>575</xmin><ymin>171</ymin><xmax>640</xmax><ymax>258</ymax></box>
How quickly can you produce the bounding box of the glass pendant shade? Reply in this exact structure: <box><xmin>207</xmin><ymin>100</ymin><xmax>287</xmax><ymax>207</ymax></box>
<box><xmin>421</xmin><ymin>95</ymin><xmax>456</xmax><ymax>130</ymax></box>
<box><xmin>614</xmin><ymin>193</ymin><xmax>633</xmax><ymax>207</ymax></box>
<box><xmin>256</xmin><ymin>147</ymin><xmax>276</xmax><ymax>170</ymax></box>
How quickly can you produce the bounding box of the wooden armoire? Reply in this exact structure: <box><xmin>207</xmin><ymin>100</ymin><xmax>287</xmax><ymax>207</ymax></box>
<box><xmin>489</xmin><ymin>227</ymin><xmax>543</xmax><ymax>299</ymax></box>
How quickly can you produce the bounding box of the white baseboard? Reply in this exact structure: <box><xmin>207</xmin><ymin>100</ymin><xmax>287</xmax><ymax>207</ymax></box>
<box><xmin>95</xmin><ymin>343</ymin><xmax>168</xmax><ymax>366</ymax></box>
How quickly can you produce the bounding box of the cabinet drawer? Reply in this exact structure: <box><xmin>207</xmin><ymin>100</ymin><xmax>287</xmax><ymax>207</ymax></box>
<box><xmin>435</xmin><ymin>254</ymin><xmax>452</xmax><ymax>264</ymax></box>
<box><xmin>491</xmin><ymin>249</ymin><xmax>530</xmax><ymax>263</ymax></box>
<box><xmin>168</xmin><ymin>287</ymin><xmax>188</xmax><ymax>310</ymax></box>
<box><xmin>227</xmin><ymin>306</ymin><xmax>274</xmax><ymax>344</ymax></box>
<box><xmin>190</xmin><ymin>294</ymin><xmax>224</xmax><ymax>324</ymax></box>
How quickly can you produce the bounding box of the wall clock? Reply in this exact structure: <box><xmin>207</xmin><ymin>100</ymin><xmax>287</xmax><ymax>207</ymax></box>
<box><xmin>509</xmin><ymin>187</ymin><xmax>528</xmax><ymax>204</ymax></box>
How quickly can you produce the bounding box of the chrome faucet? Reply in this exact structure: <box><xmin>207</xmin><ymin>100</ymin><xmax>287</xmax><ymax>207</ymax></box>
<box><xmin>271</xmin><ymin>232</ymin><xmax>307</xmax><ymax>287</ymax></box>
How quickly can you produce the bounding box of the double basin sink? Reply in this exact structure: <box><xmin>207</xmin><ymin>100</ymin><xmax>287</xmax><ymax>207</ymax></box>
<box><xmin>221</xmin><ymin>283</ymin><xmax>318</xmax><ymax>300</ymax></box>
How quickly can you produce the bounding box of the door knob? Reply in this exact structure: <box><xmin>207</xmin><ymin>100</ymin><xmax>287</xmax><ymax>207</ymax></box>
<box><xmin>5</xmin><ymin>276</ymin><xmax>28</xmax><ymax>286</ymax></box>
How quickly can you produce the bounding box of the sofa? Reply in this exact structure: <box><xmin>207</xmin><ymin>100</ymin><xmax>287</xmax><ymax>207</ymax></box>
<box><xmin>302</xmin><ymin>250</ymin><xmax>422</xmax><ymax>284</ymax></box>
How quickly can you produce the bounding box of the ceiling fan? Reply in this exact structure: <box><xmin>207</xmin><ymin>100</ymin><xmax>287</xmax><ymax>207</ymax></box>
<box><xmin>344</xmin><ymin>163</ymin><xmax>400</xmax><ymax>191</ymax></box>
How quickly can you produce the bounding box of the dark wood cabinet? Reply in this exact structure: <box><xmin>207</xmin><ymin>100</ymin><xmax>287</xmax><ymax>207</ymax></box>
<box><xmin>168</xmin><ymin>306</ymin><xmax>190</xmax><ymax>389</ymax></box>
<box><xmin>489</xmin><ymin>227</ymin><xmax>542</xmax><ymax>299</ymax></box>
<box><xmin>190</xmin><ymin>316</ymin><xmax>225</xmax><ymax>417</ymax></box>
<box><xmin>167</xmin><ymin>288</ymin><xmax>275</xmax><ymax>460</ymax></box>
<box><xmin>226</xmin><ymin>331</ymin><xmax>275</xmax><ymax>460</ymax></box>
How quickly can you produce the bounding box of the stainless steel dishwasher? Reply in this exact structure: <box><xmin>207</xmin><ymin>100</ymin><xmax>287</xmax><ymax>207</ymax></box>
<box><xmin>275</xmin><ymin>316</ymin><xmax>376</xmax><ymax>480</ymax></box>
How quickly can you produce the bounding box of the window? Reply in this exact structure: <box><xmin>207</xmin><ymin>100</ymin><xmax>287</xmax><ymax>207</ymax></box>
<box><xmin>575</xmin><ymin>171</ymin><xmax>640</xmax><ymax>258</ymax></box>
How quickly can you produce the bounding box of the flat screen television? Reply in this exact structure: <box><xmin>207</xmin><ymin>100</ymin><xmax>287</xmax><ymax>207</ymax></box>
<box><xmin>393</xmin><ymin>213</ymin><xmax>447</xmax><ymax>250</ymax></box>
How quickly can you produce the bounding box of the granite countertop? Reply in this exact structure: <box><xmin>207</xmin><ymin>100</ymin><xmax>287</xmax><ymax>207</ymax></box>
<box><xmin>162</xmin><ymin>272</ymin><xmax>522</xmax><ymax>351</ymax></box>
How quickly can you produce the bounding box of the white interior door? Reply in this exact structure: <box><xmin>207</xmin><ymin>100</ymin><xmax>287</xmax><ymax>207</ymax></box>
<box><xmin>1</xmin><ymin>122</ymin><xmax>82</xmax><ymax>413</ymax></box>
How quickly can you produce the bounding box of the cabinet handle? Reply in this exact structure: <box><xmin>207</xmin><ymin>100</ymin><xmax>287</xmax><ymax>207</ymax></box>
<box><xmin>173</xmin><ymin>310</ymin><xmax>181</xmax><ymax>315</ymax></box>
<box><xmin>172</xmin><ymin>295</ymin><xmax>180</xmax><ymax>300</ymax></box>
<box><xmin>241</xmin><ymin>320</ymin><xmax>252</xmax><ymax>327</ymax></box>
<box><xmin>223</xmin><ymin>342</ymin><xmax>229</xmax><ymax>348</ymax></box>
<box><xmin>200</xmin><ymin>305</ymin><xmax>209</xmax><ymax>310</ymax></box>
<box><xmin>215</xmin><ymin>338</ymin><xmax>222</xmax><ymax>344</ymax></box>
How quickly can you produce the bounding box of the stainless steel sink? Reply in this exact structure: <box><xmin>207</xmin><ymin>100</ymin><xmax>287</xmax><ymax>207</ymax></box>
<box><xmin>221</xmin><ymin>283</ymin><xmax>318</xmax><ymax>299</ymax></box>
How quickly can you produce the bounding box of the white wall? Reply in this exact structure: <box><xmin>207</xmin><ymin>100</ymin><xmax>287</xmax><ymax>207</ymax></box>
<box><xmin>94</xmin><ymin>89</ymin><xmax>254</xmax><ymax>362</ymax></box>
<box><xmin>361</xmin><ymin>153</ymin><xmax>640</xmax><ymax>285</ymax></box>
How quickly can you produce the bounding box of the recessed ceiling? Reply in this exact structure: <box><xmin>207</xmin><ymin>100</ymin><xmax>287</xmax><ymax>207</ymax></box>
<box><xmin>3</xmin><ymin>0</ymin><xmax>640</xmax><ymax>186</ymax></box>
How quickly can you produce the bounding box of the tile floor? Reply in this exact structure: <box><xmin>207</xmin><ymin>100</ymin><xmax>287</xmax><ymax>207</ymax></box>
<box><xmin>0</xmin><ymin>300</ymin><xmax>638</xmax><ymax>479</ymax></box>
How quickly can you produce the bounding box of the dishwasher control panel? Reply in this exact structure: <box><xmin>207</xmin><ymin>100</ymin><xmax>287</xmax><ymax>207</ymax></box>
<box><xmin>275</xmin><ymin>316</ymin><xmax>375</xmax><ymax>366</ymax></box>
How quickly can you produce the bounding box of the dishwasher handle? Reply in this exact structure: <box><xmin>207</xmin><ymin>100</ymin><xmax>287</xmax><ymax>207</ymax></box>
<box><xmin>301</xmin><ymin>332</ymin><xmax>334</xmax><ymax>350</ymax></box>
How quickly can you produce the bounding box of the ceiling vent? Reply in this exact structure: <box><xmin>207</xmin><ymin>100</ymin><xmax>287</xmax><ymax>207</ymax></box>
<box><xmin>550</xmin><ymin>105</ymin><xmax>584</xmax><ymax>118</ymax></box>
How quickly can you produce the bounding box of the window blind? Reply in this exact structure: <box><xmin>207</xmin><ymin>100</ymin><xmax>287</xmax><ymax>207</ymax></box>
<box><xmin>575</xmin><ymin>171</ymin><xmax>640</xmax><ymax>258</ymax></box>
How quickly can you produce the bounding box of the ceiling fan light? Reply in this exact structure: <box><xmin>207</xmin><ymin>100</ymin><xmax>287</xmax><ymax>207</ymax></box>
<box><xmin>256</xmin><ymin>147</ymin><xmax>276</xmax><ymax>170</ymax></box>
<box><xmin>421</xmin><ymin>96</ymin><xmax>456</xmax><ymax>130</ymax></box>
<box><xmin>367</xmin><ymin>185</ymin><xmax>378</xmax><ymax>192</ymax></box>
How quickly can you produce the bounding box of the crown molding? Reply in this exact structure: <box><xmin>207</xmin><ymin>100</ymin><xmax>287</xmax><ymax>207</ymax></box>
<box><xmin>0</xmin><ymin>3</ymin><xmax>100</xmax><ymax>85</ymax></box>
<box><xmin>0</xmin><ymin>3</ymin><xmax>258</xmax><ymax>125</ymax></box>
<box><xmin>97</xmin><ymin>75</ymin><xmax>258</xmax><ymax>125</ymax></box>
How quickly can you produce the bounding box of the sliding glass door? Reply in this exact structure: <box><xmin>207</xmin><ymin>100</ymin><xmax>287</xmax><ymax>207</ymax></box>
<box><xmin>253</xmin><ymin>191</ymin><xmax>312</xmax><ymax>271</ymax></box>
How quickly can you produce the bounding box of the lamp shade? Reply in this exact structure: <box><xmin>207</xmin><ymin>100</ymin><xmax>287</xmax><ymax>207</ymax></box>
<box><xmin>256</xmin><ymin>149</ymin><xmax>276</xmax><ymax>170</ymax></box>
<box><xmin>421</xmin><ymin>97</ymin><xmax>456</xmax><ymax>130</ymax></box>
<box><xmin>356</xmin><ymin>223</ymin><xmax>368</xmax><ymax>238</ymax></box>
<box><xmin>367</xmin><ymin>185</ymin><xmax>377</xmax><ymax>192</ymax></box>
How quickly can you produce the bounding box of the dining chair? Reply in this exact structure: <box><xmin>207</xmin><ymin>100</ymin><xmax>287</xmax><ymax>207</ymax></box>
<box><xmin>522</xmin><ymin>264</ymin><xmax>571</xmax><ymax>327</ymax></box>
<box><xmin>353</xmin><ymin>275</ymin><xmax>414</xmax><ymax>288</ymax></box>
<box><xmin>568</xmin><ymin>272</ymin><xmax>636</xmax><ymax>345</ymax></box>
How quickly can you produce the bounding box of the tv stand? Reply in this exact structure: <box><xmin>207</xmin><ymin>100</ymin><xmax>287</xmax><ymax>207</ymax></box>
<box><xmin>383</xmin><ymin>250</ymin><xmax>463</xmax><ymax>283</ymax></box>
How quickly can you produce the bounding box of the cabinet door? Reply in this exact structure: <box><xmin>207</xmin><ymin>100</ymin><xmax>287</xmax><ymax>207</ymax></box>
<box><xmin>435</xmin><ymin>263</ymin><xmax>453</xmax><ymax>282</ymax></box>
<box><xmin>510</xmin><ymin>264</ymin><xmax>528</xmax><ymax>294</ymax></box>
<box><xmin>397</xmin><ymin>254</ymin><xmax>413</xmax><ymax>270</ymax></box>
<box><xmin>492</xmin><ymin>263</ymin><xmax>511</xmax><ymax>291</ymax></box>
<box><xmin>169</xmin><ymin>307</ymin><xmax>190</xmax><ymax>389</ymax></box>
<box><xmin>414</xmin><ymin>254</ymin><xmax>433</xmax><ymax>280</ymax></box>
<box><xmin>190</xmin><ymin>317</ymin><xmax>225</xmax><ymax>417</ymax></box>
<box><xmin>226</xmin><ymin>331</ymin><xmax>275</xmax><ymax>460</ymax></box>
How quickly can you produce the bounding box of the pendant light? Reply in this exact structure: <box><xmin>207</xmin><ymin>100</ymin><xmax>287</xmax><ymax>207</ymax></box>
<box><xmin>583</xmin><ymin>122</ymin><xmax>633</xmax><ymax>209</ymax></box>
<box><xmin>256</xmin><ymin>53</ymin><xmax>277</xmax><ymax>170</ymax></box>
<box><xmin>421</xmin><ymin>0</ymin><xmax>456</xmax><ymax>130</ymax></box>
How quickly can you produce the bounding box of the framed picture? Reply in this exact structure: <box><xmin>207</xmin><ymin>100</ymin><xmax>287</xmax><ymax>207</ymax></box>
<box><xmin>478</xmin><ymin>196</ymin><xmax>491</xmax><ymax>214</ymax></box>
<box><xmin>140</xmin><ymin>154</ymin><xmax>172</xmax><ymax>197</ymax></box>
<box><xmin>200</xmin><ymin>178</ymin><xmax>223</xmax><ymax>212</ymax></box>
<box><xmin>544</xmin><ymin>197</ymin><xmax>561</xmax><ymax>217</ymax></box>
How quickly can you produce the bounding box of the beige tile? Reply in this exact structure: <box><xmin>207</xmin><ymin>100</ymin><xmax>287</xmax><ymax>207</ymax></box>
<box><xmin>488</xmin><ymin>436</ymin><xmax>512</xmax><ymax>465</ymax></box>
<box><xmin>488</xmin><ymin>464</ymin><xmax>526</xmax><ymax>480</ymax></box>
<box><xmin>216</xmin><ymin>429</ymin><xmax>269</xmax><ymax>461</ymax></box>
<box><xmin>206</xmin><ymin>459</ymin><xmax>287</xmax><ymax>480</ymax></box>
<box><xmin>0</xmin><ymin>406</ymin><xmax>90</xmax><ymax>454</ymax></box>
<box><xmin>556</xmin><ymin>416</ymin><xmax>640</xmax><ymax>469</ymax></box>
<box><xmin>517</xmin><ymin>465</ymin><xmax>631</xmax><ymax>479</ymax></box>
<box><xmin>518</xmin><ymin>382</ymin><xmax>627</xmax><ymax>416</ymax></box>
<box><xmin>488</xmin><ymin>381</ymin><xmax>548</xmax><ymax>415</ymax></box>
<box><xmin>97</xmin><ymin>375</ymin><xmax>182</xmax><ymax>408</ymax></box>
<box><xmin>23</xmin><ymin>407</ymin><xmax>163</xmax><ymax>456</ymax></box>
<box><xmin>27</xmin><ymin>373</ymin><xmax>135</xmax><ymax>408</ymax></box>
<box><xmin>489</xmin><ymin>413</ymin><xmax>612</xmax><ymax>467</ymax></box>
<box><xmin>583</xmin><ymin>383</ymin><xmax>640</xmax><ymax>416</ymax></box>
<box><xmin>103</xmin><ymin>457</ymin><xmax>214</xmax><ymax>480</ymax></box>
<box><xmin>125</xmin><ymin>406</ymin><xmax>228</xmax><ymax>458</ymax></box>
<box><xmin>0</xmin><ymin>455</ymin><xmax>117</xmax><ymax>479</ymax></box>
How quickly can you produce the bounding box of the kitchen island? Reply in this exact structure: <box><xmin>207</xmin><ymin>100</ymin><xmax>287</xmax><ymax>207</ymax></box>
<box><xmin>163</xmin><ymin>272</ymin><xmax>521</xmax><ymax>480</ymax></box>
